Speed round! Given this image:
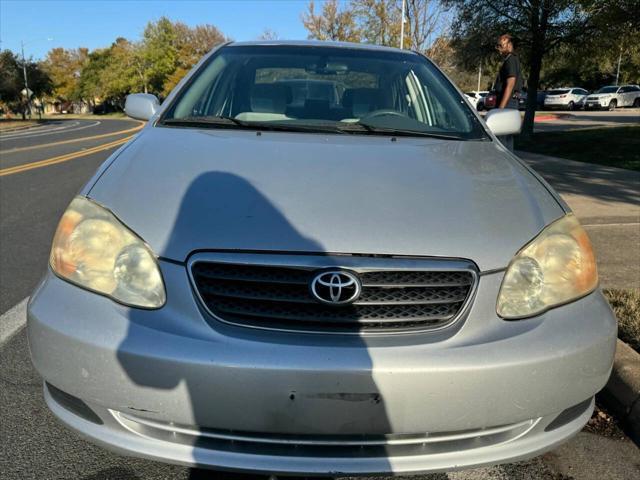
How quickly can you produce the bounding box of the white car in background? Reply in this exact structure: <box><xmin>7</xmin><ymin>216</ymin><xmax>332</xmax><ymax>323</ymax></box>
<box><xmin>543</xmin><ymin>88</ymin><xmax>589</xmax><ymax>110</ymax></box>
<box><xmin>464</xmin><ymin>91</ymin><xmax>490</xmax><ymax>111</ymax></box>
<box><xmin>464</xmin><ymin>91</ymin><xmax>481</xmax><ymax>109</ymax></box>
<box><xmin>585</xmin><ymin>85</ymin><xmax>640</xmax><ymax>110</ymax></box>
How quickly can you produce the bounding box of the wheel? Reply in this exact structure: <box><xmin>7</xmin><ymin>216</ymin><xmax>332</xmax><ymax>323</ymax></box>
<box><xmin>608</xmin><ymin>100</ymin><xmax>617</xmax><ymax>111</ymax></box>
<box><xmin>477</xmin><ymin>103</ymin><xmax>484</xmax><ymax>112</ymax></box>
<box><xmin>634</xmin><ymin>97</ymin><xmax>640</xmax><ymax>108</ymax></box>
<box><xmin>568</xmin><ymin>101</ymin><xmax>575</xmax><ymax>111</ymax></box>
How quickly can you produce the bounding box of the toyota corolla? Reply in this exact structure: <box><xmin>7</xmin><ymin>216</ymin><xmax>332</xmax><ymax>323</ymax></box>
<box><xmin>27</xmin><ymin>41</ymin><xmax>616</xmax><ymax>475</ymax></box>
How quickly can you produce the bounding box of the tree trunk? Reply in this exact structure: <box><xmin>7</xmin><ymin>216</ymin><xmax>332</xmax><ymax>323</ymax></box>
<box><xmin>522</xmin><ymin>1</ymin><xmax>549</xmax><ymax>135</ymax></box>
<box><xmin>522</xmin><ymin>45</ymin><xmax>543</xmax><ymax>135</ymax></box>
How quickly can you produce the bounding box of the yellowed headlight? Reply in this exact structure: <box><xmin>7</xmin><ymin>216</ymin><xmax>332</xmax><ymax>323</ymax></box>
<box><xmin>497</xmin><ymin>214</ymin><xmax>597</xmax><ymax>319</ymax></box>
<box><xmin>50</xmin><ymin>196</ymin><xmax>165</xmax><ymax>308</ymax></box>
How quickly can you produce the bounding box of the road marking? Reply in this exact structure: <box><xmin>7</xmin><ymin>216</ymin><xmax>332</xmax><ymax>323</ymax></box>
<box><xmin>583</xmin><ymin>222</ymin><xmax>640</xmax><ymax>227</ymax></box>
<box><xmin>0</xmin><ymin>298</ymin><xmax>28</xmax><ymax>346</ymax></box>
<box><xmin>0</xmin><ymin>120</ymin><xmax>100</xmax><ymax>140</ymax></box>
<box><xmin>0</xmin><ymin>121</ymin><xmax>144</xmax><ymax>154</ymax></box>
<box><xmin>0</xmin><ymin>136</ymin><xmax>134</xmax><ymax>177</ymax></box>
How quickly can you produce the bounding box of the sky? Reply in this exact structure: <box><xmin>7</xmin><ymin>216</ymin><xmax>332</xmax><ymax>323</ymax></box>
<box><xmin>0</xmin><ymin>0</ymin><xmax>319</xmax><ymax>60</ymax></box>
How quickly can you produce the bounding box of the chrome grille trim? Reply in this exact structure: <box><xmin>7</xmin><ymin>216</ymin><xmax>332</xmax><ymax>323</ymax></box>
<box><xmin>187</xmin><ymin>252</ymin><xmax>478</xmax><ymax>335</ymax></box>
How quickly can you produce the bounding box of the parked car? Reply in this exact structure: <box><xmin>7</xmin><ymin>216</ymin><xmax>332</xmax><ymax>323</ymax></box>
<box><xmin>536</xmin><ymin>90</ymin><xmax>548</xmax><ymax>109</ymax></box>
<box><xmin>585</xmin><ymin>85</ymin><xmax>640</xmax><ymax>110</ymax></box>
<box><xmin>473</xmin><ymin>90</ymin><xmax>491</xmax><ymax>111</ymax></box>
<box><xmin>464</xmin><ymin>91</ymin><xmax>481</xmax><ymax>109</ymax></box>
<box><xmin>483</xmin><ymin>91</ymin><xmax>497</xmax><ymax>110</ymax></box>
<box><xmin>543</xmin><ymin>88</ymin><xmax>589</xmax><ymax>110</ymax></box>
<box><xmin>517</xmin><ymin>91</ymin><xmax>527</xmax><ymax>110</ymax></box>
<box><xmin>28</xmin><ymin>41</ymin><xmax>616</xmax><ymax>476</ymax></box>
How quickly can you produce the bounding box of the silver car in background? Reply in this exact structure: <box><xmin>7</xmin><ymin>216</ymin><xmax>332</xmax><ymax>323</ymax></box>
<box><xmin>28</xmin><ymin>41</ymin><xmax>616</xmax><ymax>475</ymax></box>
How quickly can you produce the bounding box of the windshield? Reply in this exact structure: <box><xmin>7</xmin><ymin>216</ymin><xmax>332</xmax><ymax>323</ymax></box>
<box><xmin>161</xmin><ymin>45</ymin><xmax>487</xmax><ymax>140</ymax></box>
<box><xmin>597</xmin><ymin>86</ymin><xmax>619</xmax><ymax>94</ymax></box>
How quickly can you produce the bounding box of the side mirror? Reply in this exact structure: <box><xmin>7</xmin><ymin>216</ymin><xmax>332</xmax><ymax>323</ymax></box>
<box><xmin>484</xmin><ymin>108</ymin><xmax>522</xmax><ymax>136</ymax></box>
<box><xmin>124</xmin><ymin>93</ymin><xmax>160</xmax><ymax>121</ymax></box>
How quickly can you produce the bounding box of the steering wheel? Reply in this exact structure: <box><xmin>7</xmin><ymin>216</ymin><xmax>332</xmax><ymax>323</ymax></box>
<box><xmin>360</xmin><ymin>109</ymin><xmax>406</xmax><ymax>119</ymax></box>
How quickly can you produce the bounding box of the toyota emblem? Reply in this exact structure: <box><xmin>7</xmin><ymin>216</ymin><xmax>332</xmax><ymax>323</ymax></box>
<box><xmin>310</xmin><ymin>270</ymin><xmax>361</xmax><ymax>305</ymax></box>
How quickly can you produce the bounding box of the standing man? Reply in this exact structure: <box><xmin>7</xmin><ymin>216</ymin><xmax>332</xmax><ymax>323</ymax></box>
<box><xmin>493</xmin><ymin>34</ymin><xmax>523</xmax><ymax>150</ymax></box>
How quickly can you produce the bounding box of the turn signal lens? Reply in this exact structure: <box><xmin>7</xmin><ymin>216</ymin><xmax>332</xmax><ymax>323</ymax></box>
<box><xmin>497</xmin><ymin>214</ymin><xmax>597</xmax><ymax>319</ymax></box>
<box><xmin>50</xmin><ymin>196</ymin><xmax>165</xmax><ymax>308</ymax></box>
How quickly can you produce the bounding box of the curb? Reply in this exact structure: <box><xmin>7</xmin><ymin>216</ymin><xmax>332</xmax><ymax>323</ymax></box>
<box><xmin>533</xmin><ymin>113</ymin><xmax>573</xmax><ymax>122</ymax></box>
<box><xmin>0</xmin><ymin>121</ymin><xmax>48</xmax><ymax>134</ymax></box>
<box><xmin>602</xmin><ymin>339</ymin><xmax>640</xmax><ymax>441</ymax></box>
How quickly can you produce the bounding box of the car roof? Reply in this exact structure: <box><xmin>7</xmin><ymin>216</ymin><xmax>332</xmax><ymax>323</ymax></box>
<box><xmin>227</xmin><ymin>39</ymin><xmax>418</xmax><ymax>56</ymax></box>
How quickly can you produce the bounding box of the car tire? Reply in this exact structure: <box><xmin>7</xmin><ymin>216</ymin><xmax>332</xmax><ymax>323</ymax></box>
<box><xmin>568</xmin><ymin>101</ymin><xmax>575</xmax><ymax>111</ymax></box>
<box><xmin>634</xmin><ymin>97</ymin><xmax>640</xmax><ymax>108</ymax></box>
<box><xmin>608</xmin><ymin>100</ymin><xmax>617</xmax><ymax>111</ymax></box>
<box><xmin>477</xmin><ymin>104</ymin><xmax>483</xmax><ymax>112</ymax></box>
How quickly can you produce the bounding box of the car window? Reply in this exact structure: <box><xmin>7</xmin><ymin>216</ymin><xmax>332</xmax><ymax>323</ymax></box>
<box><xmin>548</xmin><ymin>89</ymin><xmax>570</xmax><ymax>95</ymax></box>
<box><xmin>162</xmin><ymin>45</ymin><xmax>487</xmax><ymax>140</ymax></box>
<box><xmin>597</xmin><ymin>86</ymin><xmax>619</xmax><ymax>94</ymax></box>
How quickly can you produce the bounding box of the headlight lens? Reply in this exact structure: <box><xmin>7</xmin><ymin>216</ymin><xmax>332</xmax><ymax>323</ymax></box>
<box><xmin>497</xmin><ymin>214</ymin><xmax>597</xmax><ymax>319</ymax></box>
<box><xmin>50</xmin><ymin>196</ymin><xmax>165</xmax><ymax>308</ymax></box>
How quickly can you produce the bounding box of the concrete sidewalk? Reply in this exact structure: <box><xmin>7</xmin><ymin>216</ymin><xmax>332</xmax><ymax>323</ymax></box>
<box><xmin>517</xmin><ymin>150</ymin><xmax>640</xmax><ymax>289</ymax></box>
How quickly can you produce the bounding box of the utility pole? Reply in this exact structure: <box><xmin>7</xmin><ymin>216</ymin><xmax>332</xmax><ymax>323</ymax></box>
<box><xmin>21</xmin><ymin>40</ymin><xmax>30</xmax><ymax>119</ymax></box>
<box><xmin>615</xmin><ymin>49</ymin><xmax>622</xmax><ymax>86</ymax></box>
<box><xmin>400</xmin><ymin>0</ymin><xmax>406</xmax><ymax>49</ymax></box>
<box><xmin>477</xmin><ymin>61</ymin><xmax>482</xmax><ymax>93</ymax></box>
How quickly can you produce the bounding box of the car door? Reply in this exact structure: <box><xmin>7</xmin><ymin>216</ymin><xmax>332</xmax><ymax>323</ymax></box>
<box><xmin>617</xmin><ymin>86</ymin><xmax>629</xmax><ymax>106</ymax></box>
<box><xmin>577</xmin><ymin>89</ymin><xmax>588</xmax><ymax>105</ymax></box>
<box><xmin>630</xmin><ymin>86</ymin><xmax>640</xmax><ymax>106</ymax></box>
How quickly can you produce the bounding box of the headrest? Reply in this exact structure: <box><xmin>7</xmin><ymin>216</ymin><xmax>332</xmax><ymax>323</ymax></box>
<box><xmin>250</xmin><ymin>84</ymin><xmax>291</xmax><ymax>113</ymax></box>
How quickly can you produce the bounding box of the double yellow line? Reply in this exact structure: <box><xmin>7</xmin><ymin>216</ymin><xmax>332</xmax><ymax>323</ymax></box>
<box><xmin>0</xmin><ymin>121</ymin><xmax>144</xmax><ymax>177</ymax></box>
<box><xmin>0</xmin><ymin>135</ymin><xmax>134</xmax><ymax>177</ymax></box>
<box><xmin>0</xmin><ymin>122</ymin><xmax>143</xmax><ymax>154</ymax></box>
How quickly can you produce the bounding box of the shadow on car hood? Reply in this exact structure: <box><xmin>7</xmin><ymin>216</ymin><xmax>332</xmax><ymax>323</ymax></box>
<box><xmin>88</xmin><ymin>127</ymin><xmax>564</xmax><ymax>271</ymax></box>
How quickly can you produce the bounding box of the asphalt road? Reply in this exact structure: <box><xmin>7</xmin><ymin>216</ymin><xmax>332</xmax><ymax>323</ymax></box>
<box><xmin>1</xmin><ymin>116</ymin><xmax>638</xmax><ymax>479</ymax></box>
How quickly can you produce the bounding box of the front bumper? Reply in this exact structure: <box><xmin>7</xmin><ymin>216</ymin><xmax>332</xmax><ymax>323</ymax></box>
<box><xmin>28</xmin><ymin>261</ymin><xmax>617</xmax><ymax>475</ymax></box>
<box><xmin>585</xmin><ymin>101</ymin><xmax>609</xmax><ymax>109</ymax></box>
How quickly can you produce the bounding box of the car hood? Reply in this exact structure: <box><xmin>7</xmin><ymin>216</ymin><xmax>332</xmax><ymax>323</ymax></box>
<box><xmin>589</xmin><ymin>93</ymin><xmax>614</xmax><ymax>98</ymax></box>
<box><xmin>88</xmin><ymin>127</ymin><xmax>565</xmax><ymax>271</ymax></box>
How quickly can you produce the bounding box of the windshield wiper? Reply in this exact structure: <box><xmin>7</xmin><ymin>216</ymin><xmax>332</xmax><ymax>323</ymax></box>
<box><xmin>346</xmin><ymin>122</ymin><xmax>468</xmax><ymax>140</ymax></box>
<box><xmin>162</xmin><ymin>116</ymin><xmax>248</xmax><ymax>128</ymax></box>
<box><xmin>162</xmin><ymin>116</ymin><xmax>351</xmax><ymax>134</ymax></box>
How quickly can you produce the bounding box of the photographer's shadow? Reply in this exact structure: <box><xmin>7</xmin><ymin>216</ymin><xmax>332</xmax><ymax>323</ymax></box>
<box><xmin>116</xmin><ymin>172</ymin><xmax>390</xmax><ymax>479</ymax></box>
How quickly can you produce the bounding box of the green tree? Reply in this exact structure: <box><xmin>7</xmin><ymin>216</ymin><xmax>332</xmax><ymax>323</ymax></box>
<box><xmin>0</xmin><ymin>50</ymin><xmax>52</xmax><ymax>117</ymax></box>
<box><xmin>162</xmin><ymin>22</ymin><xmax>227</xmax><ymax>95</ymax></box>
<box><xmin>41</xmin><ymin>47</ymin><xmax>88</xmax><ymax>102</ymax></box>
<box><xmin>139</xmin><ymin>17</ymin><xmax>178</xmax><ymax>95</ymax></box>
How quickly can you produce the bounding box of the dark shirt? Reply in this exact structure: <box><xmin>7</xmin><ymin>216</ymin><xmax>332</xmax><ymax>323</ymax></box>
<box><xmin>494</xmin><ymin>53</ymin><xmax>523</xmax><ymax>100</ymax></box>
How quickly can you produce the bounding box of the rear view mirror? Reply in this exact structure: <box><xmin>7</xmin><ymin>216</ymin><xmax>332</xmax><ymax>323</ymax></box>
<box><xmin>124</xmin><ymin>93</ymin><xmax>160</xmax><ymax>121</ymax></box>
<box><xmin>484</xmin><ymin>109</ymin><xmax>522</xmax><ymax>136</ymax></box>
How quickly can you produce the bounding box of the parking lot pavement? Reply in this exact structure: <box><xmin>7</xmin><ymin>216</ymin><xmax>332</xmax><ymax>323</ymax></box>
<box><xmin>534</xmin><ymin>109</ymin><xmax>640</xmax><ymax>132</ymax></box>
<box><xmin>518</xmin><ymin>150</ymin><xmax>640</xmax><ymax>289</ymax></box>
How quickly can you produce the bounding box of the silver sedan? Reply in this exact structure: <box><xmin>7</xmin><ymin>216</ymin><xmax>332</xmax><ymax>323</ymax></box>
<box><xmin>28</xmin><ymin>41</ymin><xmax>616</xmax><ymax>475</ymax></box>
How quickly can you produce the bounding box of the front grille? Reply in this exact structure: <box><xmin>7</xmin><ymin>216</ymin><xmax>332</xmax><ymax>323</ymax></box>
<box><xmin>190</xmin><ymin>255</ymin><xmax>476</xmax><ymax>333</ymax></box>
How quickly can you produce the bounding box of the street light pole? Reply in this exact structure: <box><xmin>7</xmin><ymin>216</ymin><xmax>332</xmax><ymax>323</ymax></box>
<box><xmin>400</xmin><ymin>0</ymin><xmax>406</xmax><ymax>49</ymax></box>
<box><xmin>615</xmin><ymin>49</ymin><xmax>622</xmax><ymax>86</ymax></box>
<box><xmin>21</xmin><ymin>40</ymin><xmax>30</xmax><ymax>119</ymax></box>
